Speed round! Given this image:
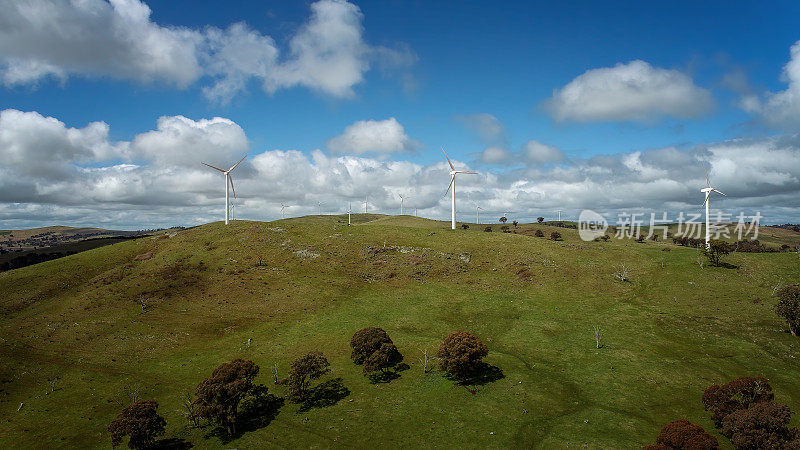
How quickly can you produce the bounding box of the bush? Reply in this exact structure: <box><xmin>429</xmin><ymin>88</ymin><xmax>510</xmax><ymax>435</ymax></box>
<box><xmin>775</xmin><ymin>284</ymin><xmax>800</xmax><ymax>336</ymax></box>
<box><xmin>720</xmin><ymin>402</ymin><xmax>799</xmax><ymax>449</ymax></box>
<box><xmin>537</xmin><ymin>217</ymin><xmax>544</xmax><ymax>223</ymax></box>
<box><xmin>363</xmin><ymin>342</ymin><xmax>404</xmax><ymax>374</ymax></box>
<box><xmin>350</xmin><ymin>327</ymin><xmax>392</xmax><ymax>364</ymax></box>
<box><xmin>702</xmin><ymin>377</ymin><xmax>774</xmax><ymax>427</ymax></box>
<box><xmin>499</xmin><ymin>216</ymin><xmax>507</xmax><ymax>223</ymax></box>
<box><xmin>643</xmin><ymin>419</ymin><xmax>719</xmax><ymax>450</ymax></box>
<box><xmin>109</xmin><ymin>400</ymin><xmax>166</xmax><ymax>449</ymax></box>
<box><xmin>550</xmin><ymin>231</ymin><xmax>562</xmax><ymax>241</ymax></box>
<box><xmin>437</xmin><ymin>331</ymin><xmax>488</xmax><ymax>382</ymax></box>
<box><xmin>287</xmin><ymin>351</ymin><xmax>330</xmax><ymax>402</ymax></box>
<box><xmin>193</xmin><ymin>359</ymin><xmax>261</xmax><ymax>436</ymax></box>
<box><xmin>702</xmin><ymin>240</ymin><xmax>731</xmax><ymax>266</ymax></box>
<box><xmin>512</xmin><ymin>220</ymin><xmax>518</xmax><ymax>228</ymax></box>
<box><xmin>500</xmin><ymin>225</ymin><xmax>510</xmax><ymax>233</ymax></box>
<box><xmin>461</xmin><ymin>224</ymin><xmax>469</xmax><ymax>230</ymax></box>
<box><xmin>534</xmin><ymin>229</ymin><xmax>544</xmax><ymax>237</ymax></box>
<box><xmin>484</xmin><ymin>226</ymin><xmax>492</xmax><ymax>232</ymax></box>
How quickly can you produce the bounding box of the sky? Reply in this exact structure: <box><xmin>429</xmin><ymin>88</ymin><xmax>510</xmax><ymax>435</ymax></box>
<box><xmin>2</xmin><ymin>0</ymin><xmax>800</xmax><ymax>229</ymax></box>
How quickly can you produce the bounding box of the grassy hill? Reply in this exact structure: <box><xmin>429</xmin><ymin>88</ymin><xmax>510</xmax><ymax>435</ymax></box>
<box><xmin>1</xmin><ymin>215</ymin><xmax>799</xmax><ymax>448</ymax></box>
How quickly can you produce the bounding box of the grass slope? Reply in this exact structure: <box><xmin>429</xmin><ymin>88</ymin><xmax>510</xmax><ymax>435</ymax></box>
<box><xmin>1</xmin><ymin>215</ymin><xmax>799</xmax><ymax>448</ymax></box>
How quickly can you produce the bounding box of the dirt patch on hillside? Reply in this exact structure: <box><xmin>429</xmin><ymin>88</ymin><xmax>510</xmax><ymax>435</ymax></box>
<box><xmin>134</xmin><ymin>251</ymin><xmax>154</xmax><ymax>261</ymax></box>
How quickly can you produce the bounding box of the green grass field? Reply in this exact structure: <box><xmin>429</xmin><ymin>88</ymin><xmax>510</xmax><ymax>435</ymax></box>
<box><xmin>1</xmin><ymin>215</ymin><xmax>798</xmax><ymax>448</ymax></box>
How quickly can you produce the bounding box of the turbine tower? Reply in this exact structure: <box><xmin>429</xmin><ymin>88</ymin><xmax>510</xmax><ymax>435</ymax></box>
<box><xmin>399</xmin><ymin>194</ymin><xmax>409</xmax><ymax>215</ymax></box>
<box><xmin>348</xmin><ymin>202</ymin><xmax>352</xmax><ymax>225</ymax></box>
<box><xmin>317</xmin><ymin>201</ymin><xmax>324</xmax><ymax>216</ymax></box>
<box><xmin>701</xmin><ymin>167</ymin><xmax>726</xmax><ymax>249</ymax></box>
<box><xmin>281</xmin><ymin>203</ymin><xmax>289</xmax><ymax>220</ymax></box>
<box><xmin>202</xmin><ymin>155</ymin><xmax>246</xmax><ymax>225</ymax></box>
<box><xmin>363</xmin><ymin>195</ymin><xmax>368</xmax><ymax>213</ymax></box>
<box><xmin>475</xmin><ymin>205</ymin><xmax>483</xmax><ymax>224</ymax></box>
<box><xmin>557</xmin><ymin>209</ymin><xmax>562</xmax><ymax>221</ymax></box>
<box><xmin>442</xmin><ymin>147</ymin><xmax>477</xmax><ymax>230</ymax></box>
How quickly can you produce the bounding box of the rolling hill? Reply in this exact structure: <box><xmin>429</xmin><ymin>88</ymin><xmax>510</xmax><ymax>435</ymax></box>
<box><xmin>1</xmin><ymin>215</ymin><xmax>798</xmax><ymax>448</ymax></box>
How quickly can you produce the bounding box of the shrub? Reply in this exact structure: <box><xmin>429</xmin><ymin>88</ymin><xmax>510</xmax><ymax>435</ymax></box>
<box><xmin>534</xmin><ymin>229</ymin><xmax>544</xmax><ymax>237</ymax></box>
<box><xmin>461</xmin><ymin>224</ymin><xmax>469</xmax><ymax>230</ymax></box>
<box><xmin>500</xmin><ymin>225</ymin><xmax>510</xmax><ymax>233</ymax></box>
<box><xmin>363</xmin><ymin>342</ymin><xmax>404</xmax><ymax>374</ymax></box>
<box><xmin>775</xmin><ymin>284</ymin><xmax>800</xmax><ymax>336</ymax></box>
<box><xmin>193</xmin><ymin>359</ymin><xmax>261</xmax><ymax>436</ymax></box>
<box><xmin>437</xmin><ymin>331</ymin><xmax>488</xmax><ymax>382</ymax></box>
<box><xmin>287</xmin><ymin>351</ymin><xmax>330</xmax><ymax>402</ymax></box>
<box><xmin>499</xmin><ymin>216</ymin><xmax>507</xmax><ymax>223</ymax></box>
<box><xmin>350</xmin><ymin>327</ymin><xmax>392</xmax><ymax>365</ymax></box>
<box><xmin>550</xmin><ymin>231</ymin><xmax>562</xmax><ymax>241</ymax></box>
<box><xmin>537</xmin><ymin>217</ymin><xmax>544</xmax><ymax>223</ymax></box>
<box><xmin>484</xmin><ymin>226</ymin><xmax>492</xmax><ymax>232</ymax></box>
<box><xmin>643</xmin><ymin>419</ymin><xmax>719</xmax><ymax>450</ymax></box>
<box><xmin>720</xmin><ymin>402</ymin><xmax>799</xmax><ymax>449</ymax></box>
<box><xmin>702</xmin><ymin>240</ymin><xmax>731</xmax><ymax>266</ymax></box>
<box><xmin>512</xmin><ymin>220</ymin><xmax>518</xmax><ymax>228</ymax></box>
<box><xmin>109</xmin><ymin>400</ymin><xmax>166</xmax><ymax>449</ymax></box>
<box><xmin>702</xmin><ymin>377</ymin><xmax>774</xmax><ymax>427</ymax></box>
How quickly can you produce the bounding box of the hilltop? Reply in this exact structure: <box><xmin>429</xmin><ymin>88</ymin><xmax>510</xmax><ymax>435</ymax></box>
<box><xmin>1</xmin><ymin>215</ymin><xmax>798</xmax><ymax>448</ymax></box>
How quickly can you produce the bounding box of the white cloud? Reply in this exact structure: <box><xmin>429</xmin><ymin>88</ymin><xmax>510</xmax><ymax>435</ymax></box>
<box><xmin>522</xmin><ymin>140</ymin><xmax>564</xmax><ymax>164</ymax></box>
<box><xmin>545</xmin><ymin>60</ymin><xmax>713</xmax><ymax>122</ymax></box>
<box><xmin>480</xmin><ymin>146</ymin><xmax>512</xmax><ymax>164</ymax></box>
<box><xmin>326</xmin><ymin>118</ymin><xmax>419</xmax><ymax>155</ymax></box>
<box><xmin>458</xmin><ymin>113</ymin><xmax>506</xmax><ymax>145</ymax></box>
<box><xmin>3</xmin><ymin>108</ymin><xmax>800</xmax><ymax>229</ymax></box>
<box><xmin>0</xmin><ymin>0</ymin><xmax>415</xmax><ymax>102</ymax></box>
<box><xmin>742</xmin><ymin>40</ymin><xmax>800</xmax><ymax>130</ymax></box>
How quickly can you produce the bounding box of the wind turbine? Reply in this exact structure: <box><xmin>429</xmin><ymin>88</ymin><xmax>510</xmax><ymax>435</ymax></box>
<box><xmin>557</xmin><ymin>210</ymin><xmax>562</xmax><ymax>221</ymax></box>
<box><xmin>399</xmin><ymin>194</ymin><xmax>410</xmax><ymax>215</ymax></box>
<box><xmin>317</xmin><ymin>201</ymin><xmax>324</xmax><ymax>216</ymax></box>
<box><xmin>202</xmin><ymin>155</ymin><xmax>246</xmax><ymax>225</ymax></box>
<box><xmin>348</xmin><ymin>202</ymin><xmax>352</xmax><ymax>225</ymax></box>
<box><xmin>281</xmin><ymin>203</ymin><xmax>289</xmax><ymax>220</ymax></box>
<box><xmin>442</xmin><ymin>146</ymin><xmax>477</xmax><ymax>230</ymax></box>
<box><xmin>363</xmin><ymin>195</ymin><xmax>368</xmax><ymax>213</ymax></box>
<box><xmin>475</xmin><ymin>205</ymin><xmax>483</xmax><ymax>224</ymax></box>
<box><xmin>701</xmin><ymin>167</ymin><xmax>726</xmax><ymax>249</ymax></box>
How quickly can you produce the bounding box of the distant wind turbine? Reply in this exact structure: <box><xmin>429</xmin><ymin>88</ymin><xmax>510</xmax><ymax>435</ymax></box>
<box><xmin>442</xmin><ymin>146</ymin><xmax>478</xmax><ymax>230</ymax></box>
<box><xmin>557</xmin><ymin>210</ymin><xmax>562</xmax><ymax>221</ymax></box>
<box><xmin>348</xmin><ymin>202</ymin><xmax>352</xmax><ymax>225</ymax></box>
<box><xmin>399</xmin><ymin>194</ymin><xmax>410</xmax><ymax>215</ymax></box>
<box><xmin>317</xmin><ymin>201</ymin><xmax>324</xmax><ymax>216</ymax></box>
<box><xmin>363</xmin><ymin>195</ymin><xmax>368</xmax><ymax>213</ymax></box>
<box><xmin>701</xmin><ymin>166</ymin><xmax>726</xmax><ymax>249</ymax></box>
<box><xmin>475</xmin><ymin>205</ymin><xmax>483</xmax><ymax>224</ymax></box>
<box><xmin>281</xmin><ymin>203</ymin><xmax>289</xmax><ymax>220</ymax></box>
<box><xmin>202</xmin><ymin>155</ymin><xmax>246</xmax><ymax>225</ymax></box>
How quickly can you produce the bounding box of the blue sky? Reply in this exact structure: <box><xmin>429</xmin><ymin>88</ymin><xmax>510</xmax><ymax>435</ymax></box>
<box><xmin>2</xmin><ymin>0</ymin><xmax>800</xmax><ymax>228</ymax></box>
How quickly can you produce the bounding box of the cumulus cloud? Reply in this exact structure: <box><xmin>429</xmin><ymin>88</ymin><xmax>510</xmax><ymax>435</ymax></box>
<box><xmin>326</xmin><ymin>118</ymin><xmax>420</xmax><ymax>155</ymax></box>
<box><xmin>3</xmin><ymin>108</ymin><xmax>800</xmax><ymax>229</ymax></box>
<box><xmin>522</xmin><ymin>140</ymin><xmax>564</xmax><ymax>164</ymax></box>
<box><xmin>0</xmin><ymin>0</ymin><xmax>415</xmax><ymax>102</ymax></box>
<box><xmin>458</xmin><ymin>113</ymin><xmax>506</xmax><ymax>145</ymax></box>
<box><xmin>545</xmin><ymin>60</ymin><xmax>713</xmax><ymax>122</ymax></box>
<box><xmin>741</xmin><ymin>40</ymin><xmax>800</xmax><ymax>130</ymax></box>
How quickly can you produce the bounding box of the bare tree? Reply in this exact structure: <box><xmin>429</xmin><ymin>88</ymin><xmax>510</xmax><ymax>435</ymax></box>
<box><xmin>593</xmin><ymin>326</ymin><xmax>603</xmax><ymax>349</ymax></box>
<box><xmin>418</xmin><ymin>347</ymin><xmax>434</xmax><ymax>373</ymax></box>
<box><xmin>613</xmin><ymin>265</ymin><xmax>630</xmax><ymax>282</ymax></box>
<box><xmin>182</xmin><ymin>391</ymin><xmax>199</xmax><ymax>427</ymax></box>
<box><xmin>137</xmin><ymin>296</ymin><xmax>149</xmax><ymax>312</ymax></box>
<box><xmin>272</xmin><ymin>362</ymin><xmax>280</xmax><ymax>384</ymax></box>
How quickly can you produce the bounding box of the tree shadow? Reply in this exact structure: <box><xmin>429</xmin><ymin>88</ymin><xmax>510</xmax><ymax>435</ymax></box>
<box><xmin>446</xmin><ymin>362</ymin><xmax>505</xmax><ymax>386</ymax></box>
<box><xmin>367</xmin><ymin>363</ymin><xmax>410</xmax><ymax>384</ymax></box>
<box><xmin>714</xmin><ymin>262</ymin><xmax>739</xmax><ymax>269</ymax></box>
<box><xmin>151</xmin><ymin>438</ymin><xmax>193</xmax><ymax>449</ymax></box>
<box><xmin>298</xmin><ymin>378</ymin><xmax>350</xmax><ymax>412</ymax></box>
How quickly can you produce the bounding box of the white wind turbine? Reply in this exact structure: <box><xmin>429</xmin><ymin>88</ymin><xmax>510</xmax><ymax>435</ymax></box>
<box><xmin>701</xmin><ymin>167</ymin><xmax>726</xmax><ymax>249</ymax></box>
<box><xmin>317</xmin><ymin>201</ymin><xmax>325</xmax><ymax>216</ymax></box>
<box><xmin>363</xmin><ymin>195</ymin><xmax>369</xmax><ymax>213</ymax></box>
<box><xmin>557</xmin><ymin>209</ymin><xmax>562</xmax><ymax>221</ymax></box>
<box><xmin>202</xmin><ymin>155</ymin><xmax>246</xmax><ymax>225</ymax></box>
<box><xmin>347</xmin><ymin>202</ymin><xmax>352</xmax><ymax>225</ymax></box>
<box><xmin>475</xmin><ymin>205</ymin><xmax>483</xmax><ymax>224</ymax></box>
<box><xmin>281</xmin><ymin>203</ymin><xmax>289</xmax><ymax>220</ymax></box>
<box><xmin>399</xmin><ymin>194</ymin><xmax>410</xmax><ymax>215</ymax></box>
<box><xmin>442</xmin><ymin>147</ymin><xmax>478</xmax><ymax>230</ymax></box>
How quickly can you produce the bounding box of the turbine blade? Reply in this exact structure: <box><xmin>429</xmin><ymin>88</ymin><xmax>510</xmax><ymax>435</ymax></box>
<box><xmin>457</xmin><ymin>171</ymin><xmax>478</xmax><ymax>174</ymax></box>
<box><xmin>441</xmin><ymin>146</ymin><xmax>455</xmax><ymax>171</ymax></box>
<box><xmin>713</xmin><ymin>188</ymin><xmax>726</xmax><ymax>196</ymax></box>
<box><xmin>202</xmin><ymin>162</ymin><xmax>226</xmax><ymax>172</ymax></box>
<box><xmin>228</xmin><ymin>174</ymin><xmax>236</xmax><ymax>198</ymax></box>
<box><xmin>444</xmin><ymin>175</ymin><xmax>454</xmax><ymax>197</ymax></box>
<box><xmin>704</xmin><ymin>166</ymin><xmax>711</xmax><ymax>188</ymax></box>
<box><xmin>701</xmin><ymin>193</ymin><xmax>709</xmax><ymax>207</ymax></box>
<box><xmin>228</xmin><ymin>155</ymin><xmax>247</xmax><ymax>172</ymax></box>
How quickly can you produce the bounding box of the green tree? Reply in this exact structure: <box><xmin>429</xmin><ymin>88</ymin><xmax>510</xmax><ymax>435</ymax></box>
<box><xmin>702</xmin><ymin>240</ymin><xmax>731</xmax><ymax>266</ymax></box>
<box><xmin>775</xmin><ymin>284</ymin><xmax>800</xmax><ymax>336</ymax></box>
<box><xmin>108</xmin><ymin>400</ymin><xmax>166</xmax><ymax>449</ymax></box>
<box><xmin>437</xmin><ymin>331</ymin><xmax>488</xmax><ymax>382</ymax></box>
<box><xmin>287</xmin><ymin>352</ymin><xmax>330</xmax><ymax>402</ymax></box>
<box><xmin>193</xmin><ymin>359</ymin><xmax>261</xmax><ymax>436</ymax></box>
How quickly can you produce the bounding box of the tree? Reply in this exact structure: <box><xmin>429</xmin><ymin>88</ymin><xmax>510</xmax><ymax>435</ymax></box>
<box><xmin>720</xmin><ymin>402</ymin><xmax>799</xmax><ymax>449</ymax></box>
<box><xmin>193</xmin><ymin>359</ymin><xmax>260</xmax><ymax>436</ymax></box>
<box><xmin>484</xmin><ymin>226</ymin><xmax>492</xmax><ymax>232</ymax></box>
<box><xmin>350</xmin><ymin>327</ymin><xmax>392</xmax><ymax>365</ymax></box>
<box><xmin>702</xmin><ymin>377</ymin><xmax>774</xmax><ymax>428</ymax></box>
<box><xmin>644</xmin><ymin>419</ymin><xmax>719</xmax><ymax>450</ymax></box>
<box><xmin>108</xmin><ymin>400</ymin><xmax>166</xmax><ymax>449</ymax></box>
<box><xmin>461</xmin><ymin>223</ymin><xmax>469</xmax><ymax>230</ymax></box>
<box><xmin>534</xmin><ymin>229</ymin><xmax>544</xmax><ymax>237</ymax></box>
<box><xmin>775</xmin><ymin>284</ymin><xmax>800</xmax><ymax>336</ymax></box>
<box><xmin>363</xmin><ymin>342</ymin><xmax>404</xmax><ymax>374</ymax></box>
<box><xmin>499</xmin><ymin>216</ymin><xmax>507</xmax><ymax>223</ymax></box>
<box><xmin>437</xmin><ymin>331</ymin><xmax>488</xmax><ymax>382</ymax></box>
<box><xmin>550</xmin><ymin>231</ymin><xmax>562</xmax><ymax>241</ymax></box>
<box><xmin>702</xmin><ymin>240</ymin><xmax>731</xmax><ymax>266</ymax></box>
<box><xmin>512</xmin><ymin>220</ymin><xmax>518</xmax><ymax>228</ymax></box>
<box><xmin>287</xmin><ymin>351</ymin><xmax>330</xmax><ymax>402</ymax></box>
<box><xmin>537</xmin><ymin>217</ymin><xmax>544</xmax><ymax>223</ymax></box>
<box><xmin>500</xmin><ymin>225</ymin><xmax>510</xmax><ymax>233</ymax></box>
